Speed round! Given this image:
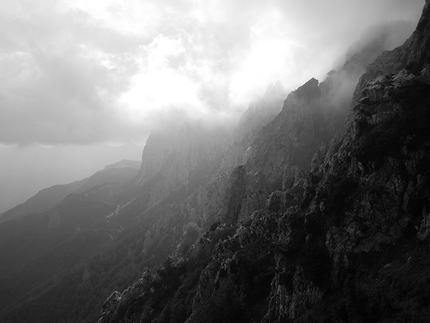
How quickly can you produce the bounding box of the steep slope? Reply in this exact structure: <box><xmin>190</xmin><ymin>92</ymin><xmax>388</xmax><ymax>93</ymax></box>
<box><xmin>136</xmin><ymin>122</ymin><xmax>230</xmax><ymax>201</ymax></box>
<box><xmin>213</xmin><ymin>28</ymin><xmax>400</xmax><ymax>226</ymax></box>
<box><xmin>0</xmin><ymin>83</ymin><xmax>288</xmax><ymax>323</ymax></box>
<box><xmin>265</xmin><ymin>53</ymin><xmax>430</xmax><ymax>323</ymax></box>
<box><xmin>233</xmin><ymin>81</ymin><xmax>287</xmax><ymax>146</ymax></box>
<box><xmin>0</xmin><ymin>160</ymin><xmax>142</xmax><ymax>322</ymax></box>
<box><xmin>208</xmin><ymin>3</ymin><xmax>430</xmax><ymax>321</ymax></box>
<box><xmin>0</xmin><ymin>193</ymin><xmax>117</xmax><ymax>319</ymax></box>
<box><xmin>0</xmin><ymin>123</ymin><xmax>233</xmax><ymax>323</ymax></box>
<box><xmin>219</xmin><ymin>81</ymin><xmax>286</xmax><ymax>173</ymax></box>
<box><xmin>95</xmin><ymin>3</ymin><xmax>430</xmax><ymax>323</ymax></box>
<box><xmin>186</xmin><ymin>82</ymin><xmax>286</xmax><ymax>228</ymax></box>
<box><xmin>0</xmin><ymin>8</ymin><xmax>422</xmax><ymax>323</ymax></box>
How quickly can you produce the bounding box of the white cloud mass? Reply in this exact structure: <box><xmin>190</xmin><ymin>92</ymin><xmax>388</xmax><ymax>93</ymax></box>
<box><xmin>0</xmin><ymin>0</ymin><xmax>424</xmax><ymax>146</ymax></box>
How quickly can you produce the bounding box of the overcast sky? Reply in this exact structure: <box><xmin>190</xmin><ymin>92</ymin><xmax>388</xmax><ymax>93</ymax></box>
<box><xmin>0</xmin><ymin>0</ymin><xmax>424</xmax><ymax>147</ymax></box>
<box><xmin>0</xmin><ymin>0</ymin><xmax>425</xmax><ymax>211</ymax></box>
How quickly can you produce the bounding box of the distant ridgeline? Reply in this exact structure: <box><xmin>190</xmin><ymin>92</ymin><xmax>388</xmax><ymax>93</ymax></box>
<box><xmin>1</xmin><ymin>2</ymin><xmax>430</xmax><ymax>322</ymax></box>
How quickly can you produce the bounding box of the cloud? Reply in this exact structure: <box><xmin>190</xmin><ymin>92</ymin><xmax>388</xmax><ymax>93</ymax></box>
<box><xmin>344</xmin><ymin>20</ymin><xmax>417</xmax><ymax>63</ymax></box>
<box><xmin>0</xmin><ymin>0</ymin><xmax>425</xmax><ymax>146</ymax></box>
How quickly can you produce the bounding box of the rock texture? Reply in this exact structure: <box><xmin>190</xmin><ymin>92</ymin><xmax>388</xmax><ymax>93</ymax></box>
<box><xmin>135</xmin><ymin>122</ymin><xmax>230</xmax><ymax>206</ymax></box>
<box><xmin>262</xmin><ymin>3</ymin><xmax>430</xmax><ymax>319</ymax></box>
<box><xmin>95</xmin><ymin>3</ymin><xmax>430</xmax><ymax>322</ymax></box>
<box><xmin>218</xmin><ymin>31</ymin><xmax>394</xmax><ymax>226</ymax></box>
<box><xmin>183</xmin><ymin>83</ymin><xmax>287</xmax><ymax>228</ymax></box>
<box><xmin>3</xmin><ymin>4</ymin><xmax>426</xmax><ymax>323</ymax></box>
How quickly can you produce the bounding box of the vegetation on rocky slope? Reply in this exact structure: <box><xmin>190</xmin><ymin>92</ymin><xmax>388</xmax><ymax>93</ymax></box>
<box><xmin>96</xmin><ymin>2</ymin><xmax>430</xmax><ymax>322</ymax></box>
<box><xmin>1</xmin><ymin>2</ymin><xmax>430</xmax><ymax>323</ymax></box>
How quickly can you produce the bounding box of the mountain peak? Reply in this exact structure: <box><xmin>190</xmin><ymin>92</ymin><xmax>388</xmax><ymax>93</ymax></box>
<box><xmin>294</xmin><ymin>77</ymin><xmax>320</xmax><ymax>101</ymax></box>
<box><xmin>407</xmin><ymin>0</ymin><xmax>430</xmax><ymax>74</ymax></box>
<box><xmin>104</xmin><ymin>159</ymin><xmax>141</xmax><ymax>170</ymax></box>
<box><xmin>263</xmin><ymin>80</ymin><xmax>285</xmax><ymax>100</ymax></box>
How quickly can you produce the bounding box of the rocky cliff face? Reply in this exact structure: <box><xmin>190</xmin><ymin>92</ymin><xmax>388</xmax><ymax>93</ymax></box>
<box><xmin>135</xmin><ymin>122</ymin><xmax>231</xmax><ymax>206</ymax></box>
<box><xmin>127</xmin><ymin>20</ymin><xmax>405</xmax><ymax>232</ymax></box>
<box><xmin>179</xmin><ymin>83</ymin><xmax>287</xmax><ymax>229</ymax></box>
<box><xmin>234</xmin><ymin>81</ymin><xmax>287</xmax><ymax>144</ymax></box>
<box><xmin>95</xmin><ymin>3</ymin><xmax>430</xmax><ymax>322</ymax></box>
<box><xmin>219</xmin><ymin>31</ymin><xmax>395</xmax><ymax>226</ymax></box>
<box><xmin>220</xmin><ymin>81</ymin><xmax>286</xmax><ymax>172</ymax></box>
<box><xmin>264</xmin><ymin>70</ymin><xmax>430</xmax><ymax>323</ymax></box>
<box><xmin>262</xmin><ymin>2</ymin><xmax>430</xmax><ymax>320</ymax></box>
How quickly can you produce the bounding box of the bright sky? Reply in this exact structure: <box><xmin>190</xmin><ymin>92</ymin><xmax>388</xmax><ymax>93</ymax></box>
<box><xmin>0</xmin><ymin>0</ymin><xmax>425</xmax><ymax>212</ymax></box>
<box><xmin>0</xmin><ymin>0</ymin><xmax>424</xmax><ymax>146</ymax></box>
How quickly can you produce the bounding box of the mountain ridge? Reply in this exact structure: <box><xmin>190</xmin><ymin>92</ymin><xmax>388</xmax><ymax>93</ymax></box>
<box><xmin>0</xmin><ymin>5</ymin><xmax>428</xmax><ymax>322</ymax></box>
<box><xmin>0</xmin><ymin>159</ymin><xmax>141</xmax><ymax>224</ymax></box>
<box><xmin>95</xmin><ymin>2</ymin><xmax>430</xmax><ymax>322</ymax></box>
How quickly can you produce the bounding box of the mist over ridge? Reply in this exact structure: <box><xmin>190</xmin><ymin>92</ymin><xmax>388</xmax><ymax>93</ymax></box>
<box><xmin>1</xmin><ymin>1</ymin><xmax>430</xmax><ymax>322</ymax></box>
<box><xmin>0</xmin><ymin>7</ymin><xmax>421</xmax><ymax>213</ymax></box>
<box><xmin>0</xmin><ymin>0</ymin><xmax>424</xmax><ymax>147</ymax></box>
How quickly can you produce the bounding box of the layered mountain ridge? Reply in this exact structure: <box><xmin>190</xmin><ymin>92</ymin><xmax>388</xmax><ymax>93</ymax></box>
<box><xmin>0</xmin><ymin>4</ymin><xmax>429</xmax><ymax>323</ymax></box>
<box><xmin>0</xmin><ymin>159</ymin><xmax>141</xmax><ymax>224</ymax></box>
<box><xmin>95</xmin><ymin>3</ymin><xmax>430</xmax><ymax>322</ymax></box>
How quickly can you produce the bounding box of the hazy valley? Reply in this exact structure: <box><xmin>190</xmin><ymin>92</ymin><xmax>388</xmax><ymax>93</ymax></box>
<box><xmin>1</xmin><ymin>1</ymin><xmax>430</xmax><ymax>323</ymax></box>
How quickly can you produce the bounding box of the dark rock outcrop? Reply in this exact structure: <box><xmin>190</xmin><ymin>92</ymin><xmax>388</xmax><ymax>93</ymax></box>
<box><xmin>96</xmin><ymin>3</ymin><xmax>430</xmax><ymax>322</ymax></box>
<box><xmin>264</xmin><ymin>3</ymin><xmax>430</xmax><ymax>320</ymax></box>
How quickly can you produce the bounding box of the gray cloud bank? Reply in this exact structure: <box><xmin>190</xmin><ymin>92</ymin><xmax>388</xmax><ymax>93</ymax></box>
<box><xmin>0</xmin><ymin>0</ymin><xmax>425</xmax><ymax>146</ymax></box>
